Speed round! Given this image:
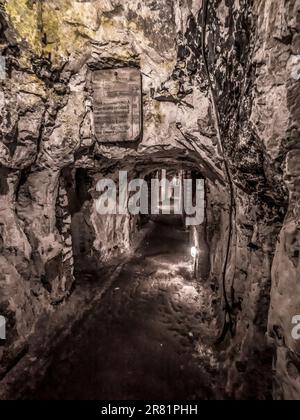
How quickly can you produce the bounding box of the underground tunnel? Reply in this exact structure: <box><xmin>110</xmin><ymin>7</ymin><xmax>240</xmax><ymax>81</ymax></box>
<box><xmin>0</xmin><ymin>0</ymin><xmax>300</xmax><ymax>403</ymax></box>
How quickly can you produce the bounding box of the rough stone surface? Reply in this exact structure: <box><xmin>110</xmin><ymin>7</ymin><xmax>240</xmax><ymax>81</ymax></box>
<box><xmin>0</xmin><ymin>0</ymin><xmax>299</xmax><ymax>399</ymax></box>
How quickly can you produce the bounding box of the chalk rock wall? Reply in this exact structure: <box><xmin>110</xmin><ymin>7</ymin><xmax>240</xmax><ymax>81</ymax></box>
<box><xmin>0</xmin><ymin>0</ymin><xmax>299</xmax><ymax>400</ymax></box>
<box><xmin>198</xmin><ymin>0</ymin><xmax>299</xmax><ymax>399</ymax></box>
<box><xmin>266</xmin><ymin>1</ymin><xmax>300</xmax><ymax>401</ymax></box>
<box><xmin>0</xmin><ymin>0</ymin><xmax>225</xmax><ymax>380</ymax></box>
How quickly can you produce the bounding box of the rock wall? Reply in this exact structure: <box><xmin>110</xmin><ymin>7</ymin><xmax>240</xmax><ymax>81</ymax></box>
<box><xmin>0</xmin><ymin>0</ymin><xmax>299</xmax><ymax>399</ymax></box>
<box><xmin>197</xmin><ymin>0</ymin><xmax>299</xmax><ymax>399</ymax></box>
<box><xmin>267</xmin><ymin>1</ymin><xmax>300</xmax><ymax>401</ymax></box>
<box><xmin>0</xmin><ymin>0</ymin><xmax>225</xmax><ymax>379</ymax></box>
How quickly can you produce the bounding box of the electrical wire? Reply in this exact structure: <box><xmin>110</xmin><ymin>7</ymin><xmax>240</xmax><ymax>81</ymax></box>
<box><xmin>201</xmin><ymin>0</ymin><xmax>236</xmax><ymax>341</ymax></box>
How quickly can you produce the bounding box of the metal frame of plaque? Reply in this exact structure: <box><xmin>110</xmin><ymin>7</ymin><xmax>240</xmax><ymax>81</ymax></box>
<box><xmin>92</xmin><ymin>68</ymin><xmax>142</xmax><ymax>143</ymax></box>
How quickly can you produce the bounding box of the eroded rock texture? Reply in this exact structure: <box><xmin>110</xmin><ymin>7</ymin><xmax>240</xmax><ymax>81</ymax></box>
<box><xmin>0</xmin><ymin>0</ymin><xmax>299</xmax><ymax>400</ymax></box>
<box><xmin>201</xmin><ymin>0</ymin><xmax>299</xmax><ymax>399</ymax></box>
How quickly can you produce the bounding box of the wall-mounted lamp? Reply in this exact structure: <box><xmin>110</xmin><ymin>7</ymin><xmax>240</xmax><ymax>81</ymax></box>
<box><xmin>191</xmin><ymin>246</ymin><xmax>198</xmax><ymax>259</ymax></box>
<box><xmin>191</xmin><ymin>246</ymin><xmax>199</xmax><ymax>279</ymax></box>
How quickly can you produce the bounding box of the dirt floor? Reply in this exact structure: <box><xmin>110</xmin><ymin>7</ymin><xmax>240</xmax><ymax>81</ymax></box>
<box><xmin>2</xmin><ymin>217</ymin><xmax>223</xmax><ymax>400</ymax></box>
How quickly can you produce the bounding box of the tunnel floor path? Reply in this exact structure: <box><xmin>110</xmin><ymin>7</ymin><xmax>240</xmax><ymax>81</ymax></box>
<box><xmin>31</xmin><ymin>218</ymin><xmax>221</xmax><ymax>400</ymax></box>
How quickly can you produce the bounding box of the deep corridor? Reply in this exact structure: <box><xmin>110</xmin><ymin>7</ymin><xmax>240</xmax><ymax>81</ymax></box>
<box><xmin>28</xmin><ymin>217</ymin><xmax>219</xmax><ymax>400</ymax></box>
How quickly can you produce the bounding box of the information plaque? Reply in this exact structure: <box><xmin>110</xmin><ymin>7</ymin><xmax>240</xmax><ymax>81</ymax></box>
<box><xmin>93</xmin><ymin>68</ymin><xmax>142</xmax><ymax>143</ymax></box>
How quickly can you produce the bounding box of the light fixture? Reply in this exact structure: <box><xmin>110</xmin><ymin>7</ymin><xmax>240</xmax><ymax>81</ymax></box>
<box><xmin>191</xmin><ymin>246</ymin><xmax>199</xmax><ymax>279</ymax></box>
<box><xmin>191</xmin><ymin>246</ymin><xmax>198</xmax><ymax>259</ymax></box>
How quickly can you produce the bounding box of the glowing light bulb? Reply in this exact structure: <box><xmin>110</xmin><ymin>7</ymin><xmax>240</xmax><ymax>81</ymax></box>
<box><xmin>191</xmin><ymin>246</ymin><xmax>198</xmax><ymax>259</ymax></box>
